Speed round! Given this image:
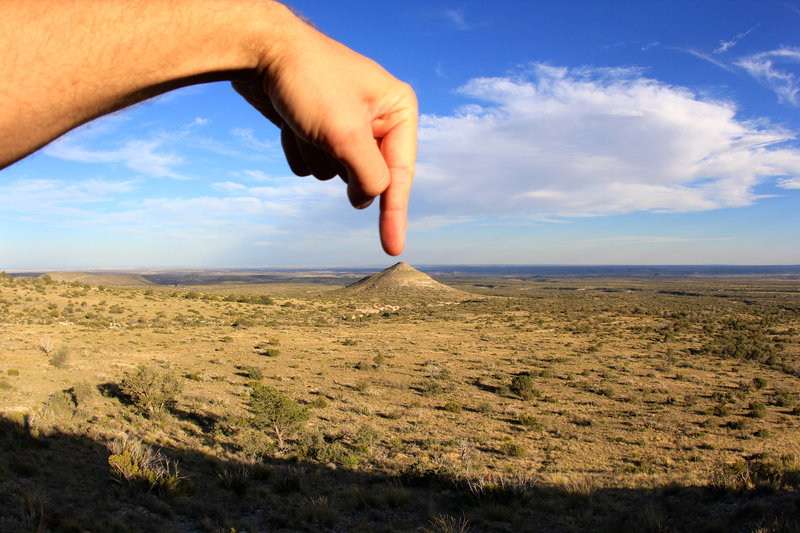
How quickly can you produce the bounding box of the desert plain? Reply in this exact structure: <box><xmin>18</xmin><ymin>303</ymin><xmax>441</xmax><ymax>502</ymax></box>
<box><xmin>0</xmin><ymin>263</ymin><xmax>799</xmax><ymax>532</ymax></box>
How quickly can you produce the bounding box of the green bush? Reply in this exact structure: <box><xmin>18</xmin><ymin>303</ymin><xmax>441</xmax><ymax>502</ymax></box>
<box><xmin>499</xmin><ymin>442</ymin><xmax>526</xmax><ymax>457</ymax></box>
<box><xmin>120</xmin><ymin>364</ymin><xmax>183</xmax><ymax>417</ymax></box>
<box><xmin>310</xmin><ymin>396</ymin><xmax>328</xmax><ymax>409</ymax></box>
<box><xmin>518</xmin><ymin>414</ymin><xmax>544</xmax><ymax>432</ymax></box>
<box><xmin>510</xmin><ymin>374</ymin><xmax>539</xmax><ymax>401</ymax></box>
<box><xmin>239</xmin><ymin>365</ymin><xmax>264</xmax><ymax>381</ymax></box>
<box><xmin>443</xmin><ymin>401</ymin><xmax>462</xmax><ymax>413</ymax></box>
<box><xmin>749</xmin><ymin>401</ymin><xmax>767</xmax><ymax>419</ymax></box>
<box><xmin>249</xmin><ymin>384</ymin><xmax>309</xmax><ymax>450</ymax></box>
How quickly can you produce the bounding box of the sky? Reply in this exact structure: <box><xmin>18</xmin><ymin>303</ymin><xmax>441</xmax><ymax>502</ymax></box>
<box><xmin>3</xmin><ymin>0</ymin><xmax>800</xmax><ymax>268</ymax></box>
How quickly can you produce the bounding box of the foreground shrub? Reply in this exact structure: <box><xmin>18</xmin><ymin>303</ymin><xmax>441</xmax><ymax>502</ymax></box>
<box><xmin>249</xmin><ymin>384</ymin><xmax>309</xmax><ymax>450</ymax></box>
<box><xmin>120</xmin><ymin>364</ymin><xmax>183</xmax><ymax>417</ymax></box>
<box><xmin>709</xmin><ymin>453</ymin><xmax>800</xmax><ymax>491</ymax></box>
<box><xmin>108</xmin><ymin>437</ymin><xmax>184</xmax><ymax>498</ymax></box>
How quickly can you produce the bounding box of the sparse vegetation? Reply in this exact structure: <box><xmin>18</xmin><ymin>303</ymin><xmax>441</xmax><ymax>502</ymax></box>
<box><xmin>0</xmin><ymin>270</ymin><xmax>798</xmax><ymax>531</ymax></box>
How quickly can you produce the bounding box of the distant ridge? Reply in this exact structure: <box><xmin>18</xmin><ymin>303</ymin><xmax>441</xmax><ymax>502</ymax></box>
<box><xmin>43</xmin><ymin>272</ymin><xmax>155</xmax><ymax>287</ymax></box>
<box><xmin>341</xmin><ymin>262</ymin><xmax>467</xmax><ymax>300</ymax></box>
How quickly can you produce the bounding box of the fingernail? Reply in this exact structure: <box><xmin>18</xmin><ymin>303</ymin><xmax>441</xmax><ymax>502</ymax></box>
<box><xmin>355</xmin><ymin>198</ymin><xmax>374</xmax><ymax>210</ymax></box>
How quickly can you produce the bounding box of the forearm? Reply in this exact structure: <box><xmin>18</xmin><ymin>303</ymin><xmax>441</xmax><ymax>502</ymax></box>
<box><xmin>0</xmin><ymin>0</ymin><xmax>297</xmax><ymax>168</ymax></box>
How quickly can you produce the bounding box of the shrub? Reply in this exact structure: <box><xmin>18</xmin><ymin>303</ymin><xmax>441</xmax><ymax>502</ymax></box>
<box><xmin>48</xmin><ymin>345</ymin><xmax>70</xmax><ymax>368</ymax></box>
<box><xmin>249</xmin><ymin>384</ymin><xmax>309</xmax><ymax>450</ymax></box>
<box><xmin>773</xmin><ymin>389</ymin><xmax>796</xmax><ymax>408</ymax></box>
<box><xmin>499</xmin><ymin>442</ymin><xmax>526</xmax><ymax>457</ymax></box>
<box><xmin>708</xmin><ymin>459</ymin><xmax>749</xmax><ymax>491</ymax></box>
<box><xmin>108</xmin><ymin>437</ymin><xmax>184</xmax><ymax>498</ymax></box>
<box><xmin>39</xmin><ymin>335</ymin><xmax>54</xmax><ymax>356</ymax></box>
<box><xmin>70</xmin><ymin>381</ymin><xmax>95</xmax><ymax>406</ymax></box>
<box><xmin>120</xmin><ymin>364</ymin><xmax>183</xmax><ymax>417</ymax></box>
<box><xmin>231</xmin><ymin>316</ymin><xmax>254</xmax><ymax>328</ymax></box>
<box><xmin>420</xmin><ymin>380</ymin><xmax>447</xmax><ymax>397</ymax></box>
<box><xmin>518</xmin><ymin>414</ymin><xmax>544</xmax><ymax>432</ymax></box>
<box><xmin>476</xmin><ymin>401</ymin><xmax>494</xmax><ymax>414</ymax></box>
<box><xmin>421</xmin><ymin>514</ymin><xmax>473</xmax><ymax>533</ymax></box>
<box><xmin>239</xmin><ymin>365</ymin><xmax>264</xmax><ymax>381</ymax></box>
<box><xmin>42</xmin><ymin>390</ymin><xmax>75</xmax><ymax>418</ymax></box>
<box><xmin>310</xmin><ymin>395</ymin><xmax>328</xmax><ymax>409</ymax></box>
<box><xmin>753</xmin><ymin>377</ymin><xmax>769</xmax><ymax>390</ymax></box>
<box><xmin>443</xmin><ymin>401</ymin><xmax>462</xmax><ymax>413</ymax></box>
<box><xmin>710</xmin><ymin>403</ymin><xmax>731</xmax><ymax>417</ymax></box>
<box><xmin>510</xmin><ymin>374</ymin><xmax>539</xmax><ymax>401</ymax></box>
<box><xmin>749</xmin><ymin>401</ymin><xmax>767</xmax><ymax>419</ymax></box>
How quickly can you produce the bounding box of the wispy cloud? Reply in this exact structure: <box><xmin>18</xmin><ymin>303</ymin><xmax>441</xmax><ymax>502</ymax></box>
<box><xmin>415</xmin><ymin>64</ymin><xmax>800</xmax><ymax>224</ymax></box>
<box><xmin>443</xmin><ymin>9</ymin><xmax>470</xmax><ymax>30</ymax></box>
<box><xmin>0</xmin><ymin>178</ymin><xmax>136</xmax><ymax>213</ymax></box>
<box><xmin>44</xmin><ymin>138</ymin><xmax>185</xmax><ymax>179</ymax></box>
<box><xmin>779</xmin><ymin>177</ymin><xmax>800</xmax><ymax>189</ymax></box>
<box><xmin>230</xmin><ymin>128</ymin><xmax>277</xmax><ymax>153</ymax></box>
<box><xmin>683</xmin><ymin>48</ymin><xmax>734</xmax><ymax>72</ymax></box>
<box><xmin>736</xmin><ymin>47</ymin><xmax>800</xmax><ymax>105</ymax></box>
<box><xmin>577</xmin><ymin>235</ymin><xmax>734</xmax><ymax>245</ymax></box>
<box><xmin>714</xmin><ymin>26</ymin><xmax>758</xmax><ymax>54</ymax></box>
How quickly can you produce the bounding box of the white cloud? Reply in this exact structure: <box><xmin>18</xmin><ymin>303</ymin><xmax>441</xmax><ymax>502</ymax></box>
<box><xmin>415</xmin><ymin>64</ymin><xmax>800</xmax><ymax>222</ymax></box>
<box><xmin>736</xmin><ymin>47</ymin><xmax>800</xmax><ymax>105</ymax></box>
<box><xmin>44</xmin><ymin>138</ymin><xmax>184</xmax><ymax>179</ymax></box>
<box><xmin>0</xmin><ymin>178</ymin><xmax>136</xmax><ymax>212</ymax></box>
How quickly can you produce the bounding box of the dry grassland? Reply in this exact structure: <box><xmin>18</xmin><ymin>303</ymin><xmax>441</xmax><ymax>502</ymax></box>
<box><xmin>0</xmin><ymin>269</ymin><xmax>798</xmax><ymax>532</ymax></box>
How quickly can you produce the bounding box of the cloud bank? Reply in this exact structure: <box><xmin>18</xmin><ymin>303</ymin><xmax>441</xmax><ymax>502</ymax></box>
<box><xmin>416</xmin><ymin>64</ymin><xmax>800</xmax><ymax>222</ymax></box>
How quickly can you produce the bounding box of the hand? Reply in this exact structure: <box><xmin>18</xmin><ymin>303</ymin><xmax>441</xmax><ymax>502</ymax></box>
<box><xmin>233</xmin><ymin>20</ymin><xmax>417</xmax><ymax>256</ymax></box>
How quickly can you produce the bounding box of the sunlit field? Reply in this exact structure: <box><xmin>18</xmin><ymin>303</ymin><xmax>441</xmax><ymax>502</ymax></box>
<box><xmin>1</xmin><ymin>266</ymin><xmax>798</xmax><ymax>531</ymax></box>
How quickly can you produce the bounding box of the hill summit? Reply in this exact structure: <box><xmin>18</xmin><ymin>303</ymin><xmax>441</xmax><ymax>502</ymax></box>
<box><xmin>342</xmin><ymin>262</ymin><xmax>464</xmax><ymax>300</ymax></box>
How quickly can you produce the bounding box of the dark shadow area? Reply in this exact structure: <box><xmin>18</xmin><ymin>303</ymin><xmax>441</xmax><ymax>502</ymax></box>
<box><xmin>1</xmin><ymin>414</ymin><xmax>800</xmax><ymax>532</ymax></box>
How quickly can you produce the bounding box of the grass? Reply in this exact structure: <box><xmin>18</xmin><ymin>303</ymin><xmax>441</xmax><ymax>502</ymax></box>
<box><xmin>0</xmin><ymin>272</ymin><xmax>798</xmax><ymax>530</ymax></box>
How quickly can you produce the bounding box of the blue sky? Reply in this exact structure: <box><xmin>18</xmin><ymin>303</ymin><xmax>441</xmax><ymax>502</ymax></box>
<box><xmin>3</xmin><ymin>1</ymin><xmax>800</xmax><ymax>268</ymax></box>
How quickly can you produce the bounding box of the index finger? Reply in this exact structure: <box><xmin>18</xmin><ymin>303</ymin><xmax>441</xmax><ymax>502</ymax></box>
<box><xmin>378</xmin><ymin>118</ymin><xmax>417</xmax><ymax>256</ymax></box>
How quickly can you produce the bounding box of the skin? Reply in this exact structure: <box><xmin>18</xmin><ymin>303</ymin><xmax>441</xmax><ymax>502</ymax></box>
<box><xmin>0</xmin><ymin>0</ymin><xmax>417</xmax><ymax>255</ymax></box>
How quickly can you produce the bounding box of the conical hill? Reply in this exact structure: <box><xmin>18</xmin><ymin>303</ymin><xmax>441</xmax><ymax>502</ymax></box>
<box><xmin>341</xmin><ymin>262</ymin><xmax>465</xmax><ymax>300</ymax></box>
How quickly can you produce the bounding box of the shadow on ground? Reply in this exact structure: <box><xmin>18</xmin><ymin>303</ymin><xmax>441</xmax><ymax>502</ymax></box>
<box><xmin>0</xmin><ymin>414</ymin><xmax>799</xmax><ymax>532</ymax></box>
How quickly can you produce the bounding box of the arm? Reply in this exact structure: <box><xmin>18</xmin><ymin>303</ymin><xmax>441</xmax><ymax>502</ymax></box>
<box><xmin>0</xmin><ymin>0</ymin><xmax>417</xmax><ymax>255</ymax></box>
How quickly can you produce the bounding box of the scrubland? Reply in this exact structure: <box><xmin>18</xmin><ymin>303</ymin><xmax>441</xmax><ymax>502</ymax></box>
<box><xmin>0</xmin><ymin>269</ymin><xmax>799</xmax><ymax>532</ymax></box>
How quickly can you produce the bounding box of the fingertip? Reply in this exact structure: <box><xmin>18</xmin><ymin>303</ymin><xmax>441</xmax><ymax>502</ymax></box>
<box><xmin>379</xmin><ymin>192</ymin><xmax>408</xmax><ymax>256</ymax></box>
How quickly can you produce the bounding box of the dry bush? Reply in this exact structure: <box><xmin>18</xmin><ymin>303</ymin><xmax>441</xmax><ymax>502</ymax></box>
<box><xmin>107</xmin><ymin>437</ymin><xmax>184</xmax><ymax>497</ymax></box>
<box><xmin>48</xmin><ymin>345</ymin><xmax>70</xmax><ymax>369</ymax></box>
<box><xmin>38</xmin><ymin>335</ymin><xmax>54</xmax><ymax>356</ymax></box>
